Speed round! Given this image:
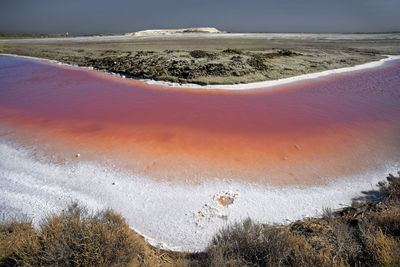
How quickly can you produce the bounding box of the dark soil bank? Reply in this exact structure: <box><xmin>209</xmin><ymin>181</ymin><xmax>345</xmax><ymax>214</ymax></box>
<box><xmin>82</xmin><ymin>49</ymin><xmax>382</xmax><ymax>85</ymax></box>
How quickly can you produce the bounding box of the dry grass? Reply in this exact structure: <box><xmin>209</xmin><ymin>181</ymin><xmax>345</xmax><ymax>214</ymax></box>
<box><xmin>366</xmin><ymin>229</ymin><xmax>400</xmax><ymax>267</ymax></box>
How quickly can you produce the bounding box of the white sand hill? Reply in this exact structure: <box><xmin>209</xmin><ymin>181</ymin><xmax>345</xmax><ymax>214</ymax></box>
<box><xmin>125</xmin><ymin>27</ymin><xmax>223</xmax><ymax>36</ymax></box>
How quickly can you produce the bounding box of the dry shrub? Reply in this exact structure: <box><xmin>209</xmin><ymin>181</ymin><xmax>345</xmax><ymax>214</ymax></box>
<box><xmin>367</xmin><ymin>228</ymin><xmax>400</xmax><ymax>266</ymax></box>
<box><xmin>205</xmin><ymin>218</ymin><xmax>325</xmax><ymax>267</ymax></box>
<box><xmin>368</xmin><ymin>208</ymin><xmax>400</xmax><ymax>237</ymax></box>
<box><xmin>286</xmin><ymin>234</ymin><xmax>329</xmax><ymax>267</ymax></box>
<box><xmin>330</xmin><ymin>221</ymin><xmax>362</xmax><ymax>266</ymax></box>
<box><xmin>206</xmin><ymin>218</ymin><xmax>291</xmax><ymax>266</ymax></box>
<box><xmin>0</xmin><ymin>221</ymin><xmax>39</xmax><ymax>266</ymax></box>
<box><xmin>0</xmin><ymin>204</ymin><xmax>187</xmax><ymax>266</ymax></box>
<box><xmin>35</xmin><ymin>204</ymin><xmax>143</xmax><ymax>266</ymax></box>
<box><xmin>289</xmin><ymin>218</ymin><xmax>363</xmax><ymax>266</ymax></box>
<box><xmin>378</xmin><ymin>172</ymin><xmax>400</xmax><ymax>203</ymax></box>
<box><xmin>4</xmin><ymin>204</ymin><xmax>145</xmax><ymax>266</ymax></box>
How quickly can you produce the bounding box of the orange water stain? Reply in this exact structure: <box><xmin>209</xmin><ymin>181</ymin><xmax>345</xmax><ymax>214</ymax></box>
<box><xmin>1</xmin><ymin>56</ymin><xmax>400</xmax><ymax>185</ymax></box>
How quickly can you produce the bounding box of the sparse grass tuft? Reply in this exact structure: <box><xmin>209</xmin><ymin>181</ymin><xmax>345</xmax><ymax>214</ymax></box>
<box><xmin>321</xmin><ymin>207</ymin><xmax>334</xmax><ymax>219</ymax></box>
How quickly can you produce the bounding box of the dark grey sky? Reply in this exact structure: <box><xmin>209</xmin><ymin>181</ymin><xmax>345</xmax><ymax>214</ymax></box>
<box><xmin>1</xmin><ymin>0</ymin><xmax>399</xmax><ymax>34</ymax></box>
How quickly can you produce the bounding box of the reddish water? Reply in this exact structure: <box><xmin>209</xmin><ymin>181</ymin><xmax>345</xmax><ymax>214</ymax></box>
<box><xmin>1</xmin><ymin>56</ymin><xmax>399</xmax><ymax>185</ymax></box>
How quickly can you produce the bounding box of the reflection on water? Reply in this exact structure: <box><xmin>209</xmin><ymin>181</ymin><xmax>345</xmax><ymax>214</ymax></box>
<box><xmin>0</xmin><ymin>56</ymin><xmax>400</xmax><ymax>185</ymax></box>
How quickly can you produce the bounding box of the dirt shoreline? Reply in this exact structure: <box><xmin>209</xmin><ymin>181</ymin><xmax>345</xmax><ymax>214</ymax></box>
<box><xmin>1</xmin><ymin>34</ymin><xmax>399</xmax><ymax>85</ymax></box>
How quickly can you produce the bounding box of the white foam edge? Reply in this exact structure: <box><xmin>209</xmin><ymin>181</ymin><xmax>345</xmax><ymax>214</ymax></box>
<box><xmin>0</xmin><ymin>138</ymin><xmax>398</xmax><ymax>252</ymax></box>
<box><xmin>1</xmin><ymin>53</ymin><xmax>399</xmax><ymax>91</ymax></box>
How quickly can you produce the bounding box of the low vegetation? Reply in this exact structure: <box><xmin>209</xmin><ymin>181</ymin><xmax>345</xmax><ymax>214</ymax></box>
<box><xmin>0</xmin><ymin>204</ymin><xmax>186</xmax><ymax>266</ymax></box>
<box><xmin>1</xmin><ymin>172</ymin><xmax>399</xmax><ymax>266</ymax></box>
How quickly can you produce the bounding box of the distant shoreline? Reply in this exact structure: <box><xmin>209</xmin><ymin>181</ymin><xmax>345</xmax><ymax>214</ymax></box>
<box><xmin>1</xmin><ymin>31</ymin><xmax>399</xmax><ymax>39</ymax></box>
<box><xmin>2</xmin><ymin>32</ymin><xmax>400</xmax><ymax>44</ymax></box>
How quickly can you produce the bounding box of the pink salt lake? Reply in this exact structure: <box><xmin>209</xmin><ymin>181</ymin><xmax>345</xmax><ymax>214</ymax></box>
<box><xmin>0</xmin><ymin>56</ymin><xmax>399</xmax><ymax>185</ymax></box>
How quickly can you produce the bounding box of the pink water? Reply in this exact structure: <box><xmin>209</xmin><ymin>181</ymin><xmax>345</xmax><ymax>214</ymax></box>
<box><xmin>1</xmin><ymin>56</ymin><xmax>399</xmax><ymax>185</ymax></box>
